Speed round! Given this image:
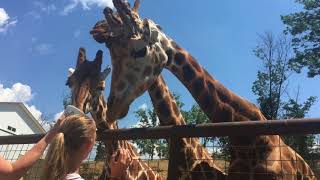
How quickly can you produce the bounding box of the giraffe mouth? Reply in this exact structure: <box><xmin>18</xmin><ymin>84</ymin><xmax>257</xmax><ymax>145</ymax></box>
<box><xmin>107</xmin><ymin>105</ymin><xmax>129</xmax><ymax>120</ymax></box>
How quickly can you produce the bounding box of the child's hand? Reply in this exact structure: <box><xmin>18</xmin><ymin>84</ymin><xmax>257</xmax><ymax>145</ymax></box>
<box><xmin>110</xmin><ymin>149</ymin><xmax>131</xmax><ymax>179</ymax></box>
<box><xmin>45</xmin><ymin>115</ymin><xmax>65</xmax><ymax>143</ymax></box>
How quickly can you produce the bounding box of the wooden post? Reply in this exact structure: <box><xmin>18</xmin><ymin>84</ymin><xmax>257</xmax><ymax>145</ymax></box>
<box><xmin>167</xmin><ymin>137</ymin><xmax>179</xmax><ymax>180</ymax></box>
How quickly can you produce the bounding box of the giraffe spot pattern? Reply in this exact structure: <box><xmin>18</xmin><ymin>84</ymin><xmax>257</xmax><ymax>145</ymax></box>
<box><xmin>172</xmin><ymin>101</ymin><xmax>180</xmax><ymax>117</ymax></box>
<box><xmin>182</xmin><ymin>64</ymin><xmax>196</xmax><ymax>82</ymax></box>
<box><xmin>165</xmin><ymin>49</ymin><xmax>173</xmax><ymax>66</ymax></box>
<box><xmin>219</xmin><ymin>105</ymin><xmax>234</xmax><ymax>122</ymax></box>
<box><xmin>171</xmin><ymin>41</ymin><xmax>182</xmax><ymax>50</ymax></box>
<box><xmin>189</xmin><ymin>55</ymin><xmax>202</xmax><ymax>72</ymax></box>
<box><xmin>157</xmin><ymin>101</ymin><xmax>170</xmax><ymax>118</ymax></box>
<box><xmin>192</xmin><ymin>78</ymin><xmax>205</xmax><ymax>97</ymax></box>
<box><xmin>175</xmin><ymin>52</ymin><xmax>186</xmax><ymax>65</ymax></box>
<box><xmin>216</xmin><ymin>88</ymin><xmax>230</xmax><ymax>103</ymax></box>
<box><xmin>149</xmin><ymin>83</ymin><xmax>156</xmax><ymax>92</ymax></box>
<box><xmin>171</xmin><ymin>65</ymin><xmax>178</xmax><ymax>73</ymax></box>
<box><xmin>131</xmin><ymin>47</ymin><xmax>147</xmax><ymax>58</ymax></box>
<box><xmin>155</xmin><ymin>88</ymin><xmax>162</xmax><ymax>99</ymax></box>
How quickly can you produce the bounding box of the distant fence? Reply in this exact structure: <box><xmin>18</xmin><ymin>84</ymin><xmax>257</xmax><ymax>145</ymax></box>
<box><xmin>1</xmin><ymin>118</ymin><xmax>320</xmax><ymax>179</ymax></box>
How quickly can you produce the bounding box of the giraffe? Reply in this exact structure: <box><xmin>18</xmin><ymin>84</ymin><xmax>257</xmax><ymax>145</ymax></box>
<box><xmin>67</xmin><ymin>47</ymin><xmax>226</xmax><ymax>179</ymax></box>
<box><xmin>66</xmin><ymin>47</ymin><xmax>162</xmax><ymax>180</ymax></box>
<box><xmin>89</xmin><ymin>0</ymin><xmax>316</xmax><ymax>179</ymax></box>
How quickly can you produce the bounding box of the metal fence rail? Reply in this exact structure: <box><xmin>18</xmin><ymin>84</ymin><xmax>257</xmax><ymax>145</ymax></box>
<box><xmin>1</xmin><ymin>118</ymin><xmax>320</xmax><ymax>180</ymax></box>
<box><xmin>1</xmin><ymin>118</ymin><xmax>320</xmax><ymax>144</ymax></box>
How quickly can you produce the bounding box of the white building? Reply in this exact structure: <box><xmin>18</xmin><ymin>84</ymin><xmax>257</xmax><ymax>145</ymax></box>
<box><xmin>0</xmin><ymin>102</ymin><xmax>45</xmax><ymax>135</ymax></box>
<box><xmin>0</xmin><ymin>102</ymin><xmax>45</xmax><ymax>161</ymax></box>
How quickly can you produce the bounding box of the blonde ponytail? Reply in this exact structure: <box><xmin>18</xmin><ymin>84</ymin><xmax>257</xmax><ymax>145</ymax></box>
<box><xmin>41</xmin><ymin>133</ymin><xmax>68</xmax><ymax>180</ymax></box>
<box><xmin>41</xmin><ymin>115</ymin><xmax>96</xmax><ymax>180</ymax></box>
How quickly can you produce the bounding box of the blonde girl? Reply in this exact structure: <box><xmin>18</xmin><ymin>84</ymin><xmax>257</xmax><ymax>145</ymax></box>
<box><xmin>42</xmin><ymin>115</ymin><xmax>129</xmax><ymax>180</ymax></box>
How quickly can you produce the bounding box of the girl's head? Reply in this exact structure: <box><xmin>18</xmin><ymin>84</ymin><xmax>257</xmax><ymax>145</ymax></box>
<box><xmin>42</xmin><ymin>115</ymin><xmax>96</xmax><ymax>180</ymax></box>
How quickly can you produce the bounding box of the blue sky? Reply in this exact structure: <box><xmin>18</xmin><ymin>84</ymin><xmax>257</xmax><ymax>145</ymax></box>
<box><xmin>0</xmin><ymin>0</ymin><xmax>319</xmax><ymax>128</ymax></box>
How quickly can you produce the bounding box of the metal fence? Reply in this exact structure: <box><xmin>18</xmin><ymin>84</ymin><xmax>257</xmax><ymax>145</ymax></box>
<box><xmin>1</xmin><ymin>118</ymin><xmax>320</xmax><ymax>179</ymax></box>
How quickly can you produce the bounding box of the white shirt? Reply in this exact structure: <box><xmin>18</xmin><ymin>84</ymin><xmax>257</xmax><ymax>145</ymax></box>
<box><xmin>65</xmin><ymin>173</ymin><xmax>85</xmax><ymax>180</ymax></box>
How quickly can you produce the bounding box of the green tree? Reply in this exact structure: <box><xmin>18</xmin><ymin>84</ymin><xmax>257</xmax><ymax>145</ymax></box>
<box><xmin>133</xmin><ymin>108</ymin><xmax>168</xmax><ymax>159</ymax></box>
<box><xmin>252</xmin><ymin>32</ymin><xmax>317</xmax><ymax>160</ymax></box>
<box><xmin>94</xmin><ymin>141</ymin><xmax>106</xmax><ymax>161</ymax></box>
<box><xmin>252</xmin><ymin>32</ymin><xmax>291</xmax><ymax>120</ymax></box>
<box><xmin>281</xmin><ymin>0</ymin><xmax>320</xmax><ymax>77</ymax></box>
<box><xmin>183</xmin><ymin>104</ymin><xmax>214</xmax><ymax>147</ymax></box>
<box><xmin>281</xmin><ymin>92</ymin><xmax>317</xmax><ymax>159</ymax></box>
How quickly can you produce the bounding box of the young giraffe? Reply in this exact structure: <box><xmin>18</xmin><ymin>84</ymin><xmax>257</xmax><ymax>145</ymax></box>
<box><xmin>66</xmin><ymin>47</ymin><xmax>162</xmax><ymax>180</ymax></box>
<box><xmin>90</xmin><ymin>0</ymin><xmax>315</xmax><ymax>179</ymax></box>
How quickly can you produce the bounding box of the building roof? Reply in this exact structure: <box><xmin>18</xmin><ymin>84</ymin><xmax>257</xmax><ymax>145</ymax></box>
<box><xmin>0</xmin><ymin>102</ymin><xmax>46</xmax><ymax>134</ymax></box>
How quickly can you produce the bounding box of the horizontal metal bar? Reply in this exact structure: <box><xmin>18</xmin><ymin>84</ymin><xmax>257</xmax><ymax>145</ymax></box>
<box><xmin>0</xmin><ymin>134</ymin><xmax>44</xmax><ymax>144</ymax></box>
<box><xmin>99</xmin><ymin>118</ymin><xmax>320</xmax><ymax>140</ymax></box>
<box><xmin>1</xmin><ymin>118</ymin><xmax>320</xmax><ymax>144</ymax></box>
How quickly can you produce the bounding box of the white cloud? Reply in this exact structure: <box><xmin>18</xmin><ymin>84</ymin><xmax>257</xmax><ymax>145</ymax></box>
<box><xmin>62</xmin><ymin>0</ymin><xmax>114</xmax><ymax>15</ymax></box>
<box><xmin>0</xmin><ymin>83</ymin><xmax>42</xmax><ymax>121</ymax></box>
<box><xmin>138</xmin><ymin>103</ymin><xmax>148</xmax><ymax>110</ymax></box>
<box><xmin>0</xmin><ymin>83</ymin><xmax>33</xmax><ymax>102</ymax></box>
<box><xmin>0</xmin><ymin>8</ymin><xmax>17</xmax><ymax>33</ymax></box>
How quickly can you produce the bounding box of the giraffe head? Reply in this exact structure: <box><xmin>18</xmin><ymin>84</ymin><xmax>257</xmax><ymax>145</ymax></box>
<box><xmin>91</xmin><ymin>0</ymin><xmax>172</xmax><ymax>120</ymax></box>
<box><xmin>66</xmin><ymin>47</ymin><xmax>111</xmax><ymax>114</ymax></box>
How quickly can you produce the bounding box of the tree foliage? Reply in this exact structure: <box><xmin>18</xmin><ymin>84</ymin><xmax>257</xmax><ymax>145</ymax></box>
<box><xmin>132</xmin><ymin>108</ymin><xmax>168</xmax><ymax>159</ymax></box>
<box><xmin>133</xmin><ymin>93</ymin><xmax>214</xmax><ymax>158</ymax></box>
<box><xmin>94</xmin><ymin>141</ymin><xmax>106</xmax><ymax>161</ymax></box>
<box><xmin>252</xmin><ymin>32</ymin><xmax>291</xmax><ymax>120</ymax></box>
<box><xmin>252</xmin><ymin>32</ymin><xmax>318</xmax><ymax>160</ymax></box>
<box><xmin>281</xmin><ymin>94</ymin><xmax>317</xmax><ymax>159</ymax></box>
<box><xmin>281</xmin><ymin>0</ymin><xmax>320</xmax><ymax>77</ymax></box>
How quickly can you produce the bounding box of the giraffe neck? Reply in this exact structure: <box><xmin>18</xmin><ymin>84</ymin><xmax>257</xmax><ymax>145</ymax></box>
<box><xmin>164</xmin><ymin>43</ymin><xmax>265</xmax><ymax>123</ymax></box>
<box><xmin>148</xmin><ymin>76</ymin><xmax>226</xmax><ymax>179</ymax></box>
<box><xmin>90</xmin><ymin>92</ymin><xmax>161</xmax><ymax>180</ymax></box>
<box><xmin>148</xmin><ymin>75</ymin><xmax>185</xmax><ymax>126</ymax></box>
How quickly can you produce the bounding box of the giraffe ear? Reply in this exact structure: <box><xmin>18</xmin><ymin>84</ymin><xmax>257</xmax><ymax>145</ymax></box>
<box><xmin>100</xmin><ymin>65</ymin><xmax>111</xmax><ymax>80</ymax></box>
<box><xmin>68</xmin><ymin>68</ymin><xmax>75</xmax><ymax>77</ymax></box>
<box><xmin>132</xmin><ymin>0</ymin><xmax>140</xmax><ymax>12</ymax></box>
<box><xmin>77</xmin><ymin>47</ymin><xmax>86</xmax><ymax>68</ymax></box>
<box><xmin>95</xmin><ymin>50</ymin><xmax>103</xmax><ymax>66</ymax></box>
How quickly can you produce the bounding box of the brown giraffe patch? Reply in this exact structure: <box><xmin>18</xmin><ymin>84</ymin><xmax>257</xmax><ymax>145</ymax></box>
<box><xmin>191</xmin><ymin>78</ymin><xmax>205</xmax><ymax>98</ymax></box>
<box><xmin>189</xmin><ymin>55</ymin><xmax>202</xmax><ymax>72</ymax></box>
<box><xmin>165</xmin><ymin>49</ymin><xmax>174</xmax><ymax>66</ymax></box>
<box><xmin>174</xmin><ymin>52</ymin><xmax>186</xmax><ymax>65</ymax></box>
<box><xmin>182</xmin><ymin>64</ymin><xmax>196</xmax><ymax>82</ymax></box>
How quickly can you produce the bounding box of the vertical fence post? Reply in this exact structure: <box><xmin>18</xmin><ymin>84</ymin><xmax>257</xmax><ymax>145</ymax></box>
<box><xmin>167</xmin><ymin>137</ymin><xmax>179</xmax><ymax>180</ymax></box>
